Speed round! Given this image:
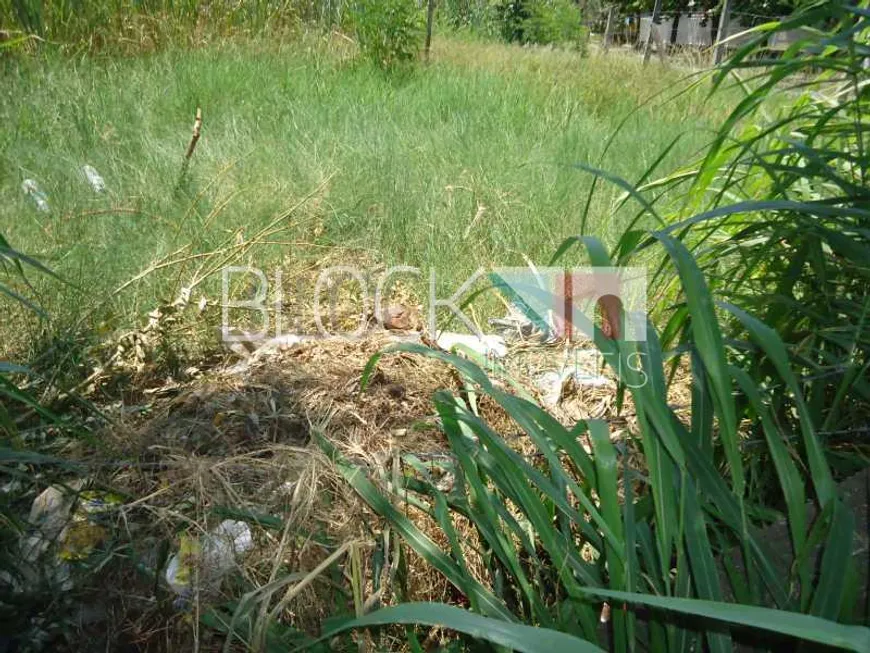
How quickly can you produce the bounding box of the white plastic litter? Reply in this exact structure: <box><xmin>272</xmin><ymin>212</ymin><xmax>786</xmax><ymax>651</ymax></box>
<box><xmin>22</xmin><ymin>179</ymin><xmax>50</xmax><ymax>213</ymax></box>
<box><xmin>252</xmin><ymin>334</ymin><xmax>304</xmax><ymax>359</ymax></box>
<box><xmin>436</xmin><ymin>332</ymin><xmax>508</xmax><ymax>358</ymax></box>
<box><xmin>18</xmin><ymin>483</ymin><xmax>105</xmax><ymax>591</ymax></box>
<box><xmin>488</xmin><ymin>304</ymin><xmax>537</xmax><ymax>340</ymax></box>
<box><xmin>535</xmin><ymin>350</ymin><xmax>611</xmax><ymax>408</ymax></box>
<box><xmin>21</xmin><ymin>486</ymin><xmax>76</xmax><ymax>563</ymax></box>
<box><xmin>82</xmin><ymin>165</ymin><xmax>106</xmax><ymax>193</ymax></box>
<box><xmin>568</xmin><ymin>349</ymin><xmax>610</xmax><ymax>387</ymax></box>
<box><xmin>165</xmin><ymin>519</ymin><xmax>254</xmax><ymax>595</ymax></box>
<box><xmin>536</xmin><ymin>370</ymin><xmax>564</xmax><ymax>407</ymax></box>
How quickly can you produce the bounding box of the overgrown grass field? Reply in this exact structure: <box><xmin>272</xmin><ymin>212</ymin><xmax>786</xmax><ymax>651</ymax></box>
<box><xmin>5</xmin><ymin>2</ymin><xmax>869</xmax><ymax>651</ymax></box>
<box><xmin>1</xmin><ymin>36</ymin><xmax>724</xmax><ymax>356</ymax></box>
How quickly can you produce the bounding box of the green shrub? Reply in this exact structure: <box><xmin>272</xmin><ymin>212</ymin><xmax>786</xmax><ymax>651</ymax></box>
<box><xmin>524</xmin><ymin>0</ymin><xmax>585</xmax><ymax>47</ymax></box>
<box><xmin>350</xmin><ymin>0</ymin><xmax>424</xmax><ymax>69</ymax></box>
<box><xmin>495</xmin><ymin>0</ymin><xmax>586</xmax><ymax>48</ymax></box>
<box><xmin>493</xmin><ymin>0</ymin><xmax>530</xmax><ymax>42</ymax></box>
<box><xmin>441</xmin><ymin>0</ymin><xmax>501</xmax><ymax>36</ymax></box>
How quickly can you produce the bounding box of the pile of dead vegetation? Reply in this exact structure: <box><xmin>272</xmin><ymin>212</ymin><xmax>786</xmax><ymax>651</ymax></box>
<box><xmin>5</xmin><ymin>316</ymin><xmax>677</xmax><ymax>651</ymax></box>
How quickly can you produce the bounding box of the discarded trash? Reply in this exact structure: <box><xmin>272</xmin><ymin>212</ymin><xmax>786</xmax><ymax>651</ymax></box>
<box><xmin>22</xmin><ymin>179</ymin><xmax>49</xmax><ymax>212</ymax></box>
<box><xmin>22</xmin><ymin>486</ymin><xmax>117</xmax><ymax>563</ymax></box>
<box><xmin>223</xmin><ymin>332</ymin><xmax>423</xmax><ymax>377</ymax></box>
<box><xmin>488</xmin><ymin>303</ymin><xmax>537</xmax><ymax>340</ymax></box>
<box><xmin>21</xmin><ymin>486</ymin><xmax>76</xmax><ymax>563</ymax></box>
<box><xmin>568</xmin><ymin>349</ymin><xmax>610</xmax><ymax>387</ymax></box>
<box><xmin>82</xmin><ymin>165</ymin><xmax>106</xmax><ymax>193</ymax></box>
<box><xmin>59</xmin><ymin>520</ymin><xmax>106</xmax><ymax>562</ymax></box>
<box><xmin>436</xmin><ymin>332</ymin><xmax>507</xmax><ymax>358</ymax></box>
<box><xmin>381</xmin><ymin>303</ymin><xmax>421</xmax><ymax>331</ymax></box>
<box><xmin>536</xmin><ymin>370</ymin><xmax>564</xmax><ymax>407</ymax></box>
<box><xmin>253</xmin><ymin>333</ymin><xmax>304</xmax><ymax>357</ymax></box>
<box><xmin>165</xmin><ymin>519</ymin><xmax>254</xmax><ymax>596</ymax></box>
<box><xmin>16</xmin><ymin>484</ymin><xmax>114</xmax><ymax>592</ymax></box>
<box><xmin>535</xmin><ymin>351</ymin><xmax>611</xmax><ymax>407</ymax></box>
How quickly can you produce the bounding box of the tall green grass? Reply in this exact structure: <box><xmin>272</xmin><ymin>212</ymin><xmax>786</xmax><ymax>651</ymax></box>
<box><xmin>0</xmin><ymin>35</ymin><xmax>733</xmax><ymax>648</ymax></box>
<box><xmin>0</xmin><ymin>38</ymin><xmax>720</xmax><ymax>359</ymax></box>
<box><xmin>2</xmin><ymin>0</ymin><xmax>320</xmax><ymax>50</ymax></box>
<box><xmin>616</xmin><ymin>0</ymin><xmax>870</xmax><ymax>449</ymax></box>
<box><xmin>314</xmin><ymin>2</ymin><xmax>870</xmax><ymax>650</ymax></box>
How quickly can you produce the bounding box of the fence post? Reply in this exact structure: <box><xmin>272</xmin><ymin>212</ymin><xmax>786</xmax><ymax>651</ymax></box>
<box><xmin>714</xmin><ymin>0</ymin><xmax>733</xmax><ymax>64</ymax></box>
<box><xmin>603</xmin><ymin>5</ymin><xmax>615</xmax><ymax>52</ymax></box>
<box><xmin>425</xmin><ymin>0</ymin><xmax>436</xmax><ymax>62</ymax></box>
<box><xmin>643</xmin><ymin>0</ymin><xmax>663</xmax><ymax>65</ymax></box>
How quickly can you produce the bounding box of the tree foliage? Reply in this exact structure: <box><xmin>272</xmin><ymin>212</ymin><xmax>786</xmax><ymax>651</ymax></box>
<box><xmin>494</xmin><ymin>0</ymin><xmax>586</xmax><ymax>46</ymax></box>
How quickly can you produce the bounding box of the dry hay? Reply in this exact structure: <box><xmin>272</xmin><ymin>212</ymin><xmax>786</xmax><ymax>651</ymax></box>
<box><xmin>68</xmin><ymin>335</ymin><xmax>466</xmax><ymax>650</ymax></box>
<box><xmin>61</xmin><ymin>332</ymin><xmax>693</xmax><ymax>651</ymax></box>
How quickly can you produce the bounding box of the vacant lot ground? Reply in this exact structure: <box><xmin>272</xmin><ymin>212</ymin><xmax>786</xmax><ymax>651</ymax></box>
<box><xmin>1</xmin><ymin>35</ymin><xmax>726</xmax><ymax>358</ymax></box>
<box><xmin>6</xmin><ymin>7</ymin><xmax>869</xmax><ymax>652</ymax></box>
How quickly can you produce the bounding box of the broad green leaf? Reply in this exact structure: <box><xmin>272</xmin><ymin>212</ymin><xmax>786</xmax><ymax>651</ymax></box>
<box><xmin>581</xmin><ymin>588</ymin><xmax>870</xmax><ymax>653</ymax></box>
<box><xmin>306</xmin><ymin>603</ymin><xmax>607</xmax><ymax>653</ymax></box>
<box><xmin>730</xmin><ymin>365</ymin><xmax>807</xmax><ymax>555</ymax></box>
<box><xmin>654</xmin><ymin>232</ymin><xmax>741</xmax><ymax>496</ymax></box>
<box><xmin>681</xmin><ymin>476</ymin><xmax>731</xmax><ymax>653</ymax></box>
<box><xmin>809</xmin><ymin>500</ymin><xmax>854</xmax><ymax>620</ymax></box>
<box><xmin>722</xmin><ymin>303</ymin><xmax>835</xmax><ymax>507</ymax></box>
<box><xmin>589</xmin><ymin>420</ymin><xmax>627</xmax><ymax>653</ymax></box>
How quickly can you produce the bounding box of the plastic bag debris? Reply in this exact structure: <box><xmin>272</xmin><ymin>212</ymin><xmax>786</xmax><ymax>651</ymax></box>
<box><xmin>22</xmin><ymin>486</ymin><xmax>118</xmax><ymax>562</ymax></box>
<box><xmin>82</xmin><ymin>165</ymin><xmax>106</xmax><ymax>193</ymax></box>
<box><xmin>21</xmin><ymin>486</ymin><xmax>77</xmax><ymax>563</ymax></box>
<box><xmin>165</xmin><ymin>519</ymin><xmax>254</xmax><ymax>596</ymax></box>
<box><xmin>252</xmin><ymin>334</ymin><xmax>304</xmax><ymax>359</ymax></box>
<box><xmin>17</xmin><ymin>485</ymin><xmax>116</xmax><ymax>592</ymax></box>
<box><xmin>535</xmin><ymin>350</ymin><xmax>610</xmax><ymax>407</ymax></box>
<box><xmin>436</xmin><ymin>332</ymin><xmax>507</xmax><ymax>358</ymax></box>
<box><xmin>59</xmin><ymin>520</ymin><xmax>106</xmax><ymax>562</ymax></box>
<box><xmin>569</xmin><ymin>349</ymin><xmax>610</xmax><ymax>387</ymax></box>
<box><xmin>22</xmin><ymin>179</ymin><xmax>50</xmax><ymax>212</ymax></box>
<box><xmin>536</xmin><ymin>370</ymin><xmax>564</xmax><ymax>407</ymax></box>
<box><xmin>58</xmin><ymin>490</ymin><xmax>120</xmax><ymax>561</ymax></box>
<box><xmin>488</xmin><ymin>303</ymin><xmax>537</xmax><ymax>340</ymax></box>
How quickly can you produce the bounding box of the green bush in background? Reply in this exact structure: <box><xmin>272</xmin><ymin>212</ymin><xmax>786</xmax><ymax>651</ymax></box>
<box><xmin>495</xmin><ymin>0</ymin><xmax>586</xmax><ymax>48</ymax></box>
<box><xmin>1</xmin><ymin>0</ymin><xmax>586</xmax><ymax>57</ymax></box>
<box><xmin>441</xmin><ymin>0</ymin><xmax>498</xmax><ymax>33</ymax></box>
<box><xmin>524</xmin><ymin>0</ymin><xmax>586</xmax><ymax>47</ymax></box>
<box><xmin>350</xmin><ymin>0</ymin><xmax>424</xmax><ymax>69</ymax></box>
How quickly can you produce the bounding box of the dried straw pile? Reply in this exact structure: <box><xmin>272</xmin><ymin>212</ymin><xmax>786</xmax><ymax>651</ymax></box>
<box><xmin>68</xmin><ymin>332</ymin><xmax>688</xmax><ymax>650</ymax></box>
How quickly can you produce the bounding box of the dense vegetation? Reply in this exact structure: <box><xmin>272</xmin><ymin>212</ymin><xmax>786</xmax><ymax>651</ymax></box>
<box><xmin>2</xmin><ymin>0</ymin><xmax>869</xmax><ymax>652</ymax></box>
<box><xmin>1</xmin><ymin>0</ymin><xmax>592</xmax><ymax>52</ymax></box>
<box><xmin>322</xmin><ymin>2</ymin><xmax>870</xmax><ymax>650</ymax></box>
<box><xmin>0</xmin><ymin>39</ymin><xmax>716</xmax><ymax>361</ymax></box>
